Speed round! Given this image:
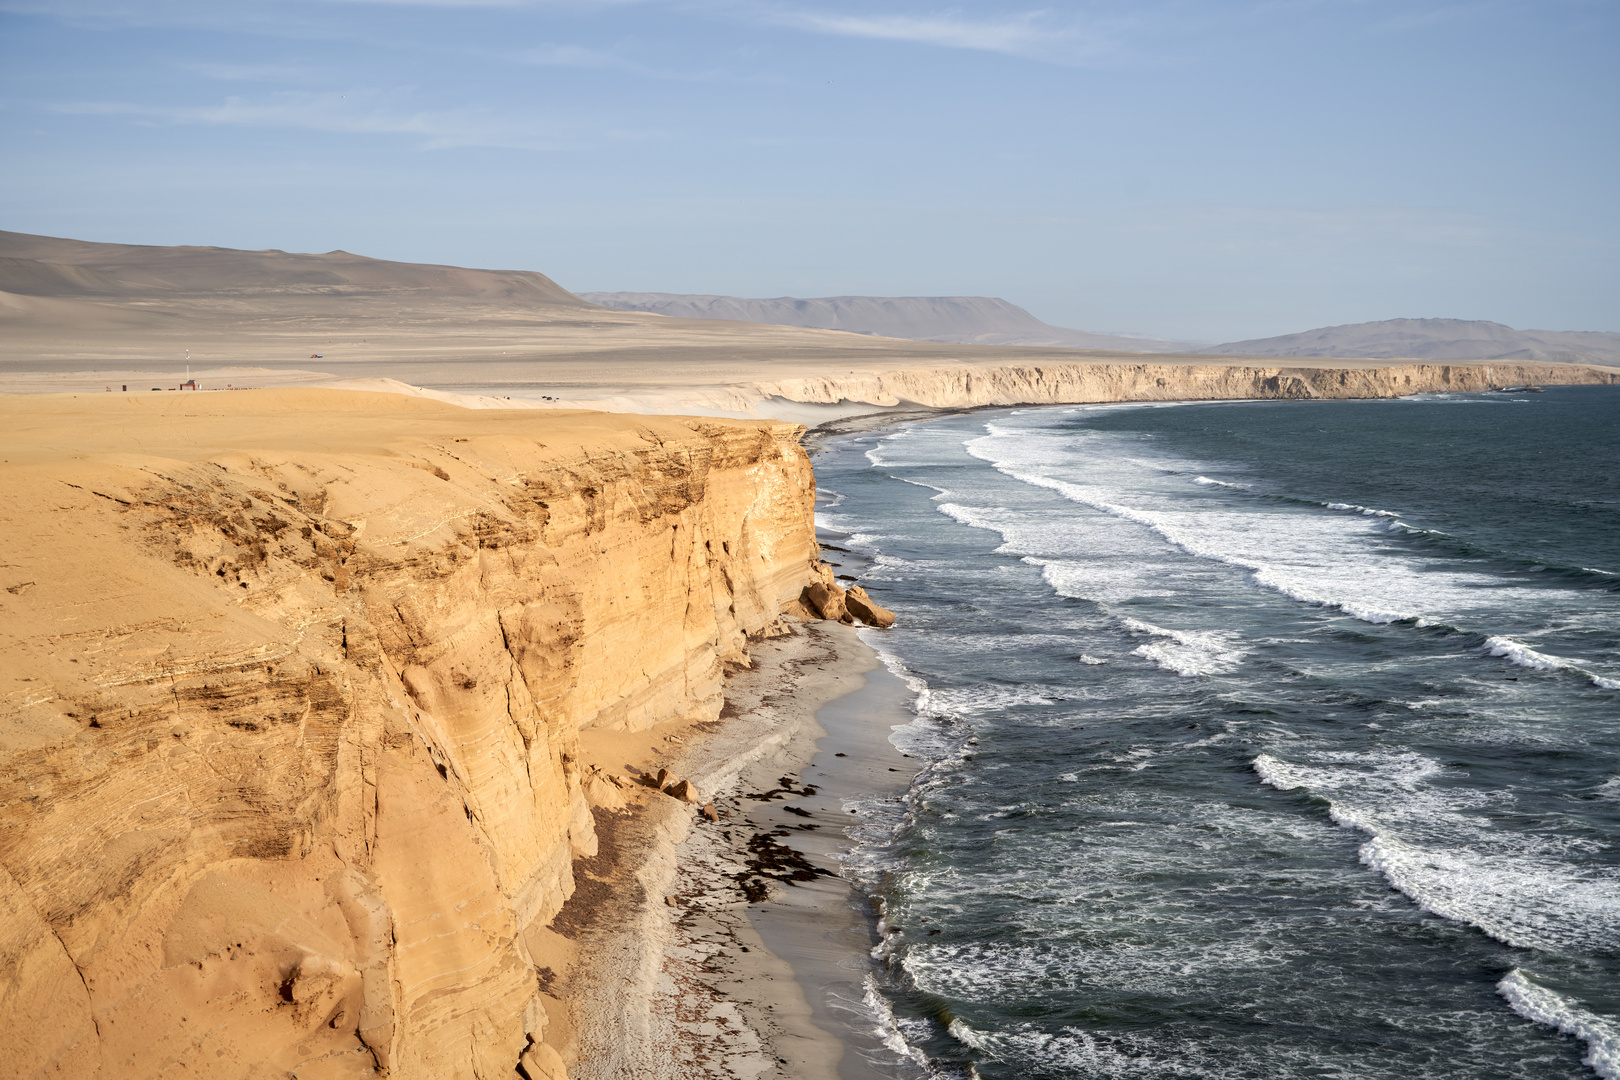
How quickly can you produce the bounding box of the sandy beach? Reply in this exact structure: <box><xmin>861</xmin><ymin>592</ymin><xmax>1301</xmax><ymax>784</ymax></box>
<box><xmin>555</xmin><ymin>614</ymin><xmax>921</xmax><ymax>1080</ymax></box>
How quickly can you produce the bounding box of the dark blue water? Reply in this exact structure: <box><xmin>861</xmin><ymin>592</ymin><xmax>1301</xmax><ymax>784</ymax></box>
<box><xmin>817</xmin><ymin>387</ymin><xmax>1620</xmax><ymax>1080</ymax></box>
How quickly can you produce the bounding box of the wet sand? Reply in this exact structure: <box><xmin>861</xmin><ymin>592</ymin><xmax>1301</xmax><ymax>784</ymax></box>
<box><xmin>561</xmin><ymin>614</ymin><xmax>922</xmax><ymax>1080</ymax></box>
<box><xmin>745</xmin><ymin>660</ymin><xmax>921</xmax><ymax>1078</ymax></box>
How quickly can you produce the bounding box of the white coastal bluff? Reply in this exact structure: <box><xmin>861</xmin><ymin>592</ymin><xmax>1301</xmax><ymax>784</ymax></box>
<box><xmin>625</xmin><ymin>359</ymin><xmax>1620</xmax><ymax>421</ymax></box>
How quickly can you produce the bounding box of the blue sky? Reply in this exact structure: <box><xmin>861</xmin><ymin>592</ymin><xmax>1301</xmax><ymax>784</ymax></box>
<box><xmin>1</xmin><ymin>0</ymin><xmax>1615</xmax><ymax>340</ymax></box>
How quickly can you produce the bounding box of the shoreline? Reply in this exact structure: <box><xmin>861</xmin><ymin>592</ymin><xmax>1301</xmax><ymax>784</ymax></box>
<box><xmin>560</xmin><ymin>618</ymin><xmax>922</xmax><ymax>1079</ymax></box>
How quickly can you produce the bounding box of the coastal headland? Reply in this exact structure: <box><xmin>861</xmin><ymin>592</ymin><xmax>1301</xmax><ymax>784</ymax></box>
<box><xmin>0</xmin><ymin>390</ymin><xmax>881</xmax><ymax>1078</ymax></box>
<box><xmin>4</xmin><ymin>233</ymin><xmax>1620</xmax><ymax>1079</ymax></box>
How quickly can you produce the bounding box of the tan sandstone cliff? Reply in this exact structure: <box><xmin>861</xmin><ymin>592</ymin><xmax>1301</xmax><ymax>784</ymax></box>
<box><xmin>0</xmin><ymin>390</ymin><xmax>820</xmax><ymax>1080</ymax></box>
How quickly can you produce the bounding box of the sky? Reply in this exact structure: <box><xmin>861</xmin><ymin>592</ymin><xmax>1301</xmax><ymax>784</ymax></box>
<box><xmin>1</xmin><ymin>0</ymin><xmax>1616</xmax><ymax>341</ymax></box>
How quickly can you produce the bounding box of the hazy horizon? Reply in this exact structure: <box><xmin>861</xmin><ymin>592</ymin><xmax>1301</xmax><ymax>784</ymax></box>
<box><xmin>2</xmin><ymin>0</ymin><xmax>1615</xmax><ymax>341</ymax></box>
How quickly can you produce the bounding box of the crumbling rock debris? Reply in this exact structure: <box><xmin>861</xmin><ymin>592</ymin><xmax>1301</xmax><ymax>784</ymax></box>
<box><xmin>844</xmin><ymin>585</ymin><xmax>896</xmax><ymax>628</ymax></box>
<box><xmin>662</xmin><ymin>779</ymin><xmax>701</xmax><ymax>804</ymax></box>
<box><xmin>519</xmin><ymin>1041</ymin><xmax>570</xmax><ymax>1080</ymax></box>
<box><xmin>582</xmin><ymin>767</ymin><xmax>629</xmax><ymax>811</ymax></box>
<box><xmin>798</xmin><ymin>564</ymin><xmax>896</xmax><ymax>627</ymax></box>
<box><xmin>800</xmin><ymin>580</ymin><xmax>847</xmax><ymax>622</ymax></box>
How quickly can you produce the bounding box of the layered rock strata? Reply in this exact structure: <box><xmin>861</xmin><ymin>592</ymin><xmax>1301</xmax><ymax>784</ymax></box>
<box><xmin>744</xmin><ymin>360</ymin><xmax>1620</xmax><ymax>413</ymax></box>
<box><xmin>0</xmin><ymin>391</ymin><xmax>820</xmax><ymax>1080</ymax></box>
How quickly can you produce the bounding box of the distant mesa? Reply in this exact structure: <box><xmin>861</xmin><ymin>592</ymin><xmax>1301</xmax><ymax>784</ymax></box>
<box><xmin>1197</xmin><ymin>318</ymin><xmax>1620</xmax><ymax>366</ymax></box>
<box><xmin>579</xmin><ymin>296</ymin><xmax>1619</xmax><ymax>366</ymax></box>
<box><xmin>0</xmin><ymin>229</ymin><xmax>588</xmax><ymax>307</ymax></box>
<box><xmin>579</xmin><ymin>292</ymin><xmax>1197</xmax><ymax>352</ymax></box>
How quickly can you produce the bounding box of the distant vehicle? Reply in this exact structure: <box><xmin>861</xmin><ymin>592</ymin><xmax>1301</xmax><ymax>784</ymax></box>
<box><xmin>311</xmin><ymin>353</ymin><xmax>324</xmax><ymax>359</ymax></box>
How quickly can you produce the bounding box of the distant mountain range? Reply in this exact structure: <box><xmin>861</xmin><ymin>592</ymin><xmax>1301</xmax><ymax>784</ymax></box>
<box><xmin>582</xmin><ymin>294</ymin><xmax>1620</xmax><ymax>366</ymax></box>
<box><xmin>1200</xmin><ymin>318</ymin><xmax>1620</xmax><ymax>366</ymax></box>
<box><xmin>6</xmin><ymin>229</ymin><xmax>1612</xmax><ymax>369</ymax></box>
<box><xmin>578</xmin><ymin>293</ymin><xmax>1194</xmax><ymax>352</ymax></box>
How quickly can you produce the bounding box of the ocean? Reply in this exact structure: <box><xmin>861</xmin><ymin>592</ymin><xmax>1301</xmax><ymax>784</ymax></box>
<box><xmin>813</xmin><ymin>386</ymin><xmax>1620</xmax><ymax>1080</ymax></box>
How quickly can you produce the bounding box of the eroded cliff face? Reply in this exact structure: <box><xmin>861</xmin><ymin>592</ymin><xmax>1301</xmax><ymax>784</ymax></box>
<box><xmin>744</xmin><ymin>359</ymin><xmax>1620</xmax><ymax>411</ymax></box>
<box><xmin>0</xmin><ymin>392</ymin><xmax>818</xmax><ymax>1080</ymax></box>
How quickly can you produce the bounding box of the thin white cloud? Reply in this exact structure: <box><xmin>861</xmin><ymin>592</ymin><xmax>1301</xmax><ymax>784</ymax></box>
<box><xmin>51</xmin><ymin>89</ymin><xmax>659</xmax><ymax>149</ymax></box>
<box><xmin>519</xmin><ymin>44</ymin><xmax>627</xmax><ymax>67</ymax></box>
<box><xmin>1127</xmin><ymin>204</ymin><xmax>1505</xmax><ymax>251</ymax></box>
<box><xmin>759</xmin><ymin>6</ymin><xmax>1108</xmax><ymax>62</ymax></box>
<box><xmin>316</xmin><ymin>0</ymin><xmax>648</xmax><ymax>6</ymax></box>
<box><xmin>184</xmin><ymin>61</ymin><xmax>319</xmax><ymax>81</ymax></box>
<box><xmin>512</xmin><ymin>42</ymin><xmax>743</xmax><ymax>81</ymax></box>
<box><xmin>772</xmin><ymin>10</ymin><xmax>1042</xmax><ymax>53</ymax></box>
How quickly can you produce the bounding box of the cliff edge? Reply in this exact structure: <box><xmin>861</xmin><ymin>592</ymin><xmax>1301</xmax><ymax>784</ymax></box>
<box><xmin>0</xmin><ymin>390</ymin><xmax>821</xmax><ymax>1079</ymax></box>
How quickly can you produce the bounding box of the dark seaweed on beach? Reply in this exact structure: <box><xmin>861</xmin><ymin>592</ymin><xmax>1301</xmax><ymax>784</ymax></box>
<box><xmin>744</xmin><ymin>778</ymin><xmax>817</xmax><ymax>801</ymax></box>
<box><xmin>733</xmin><ymin>831</ymin><xmax>834</xmax><ymax>902</ymax></box>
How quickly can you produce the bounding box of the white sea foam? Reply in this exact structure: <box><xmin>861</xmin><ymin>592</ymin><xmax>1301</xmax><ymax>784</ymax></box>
<box><xmin>1122</xmin><ymin>617</ymin><xmax>1246</xmax><ymax>677</ymax></box>
<box><xmin>1498</xmin><ymin>969</ymin><xmax>1620</xmax><ymax>1079</ymax></box>
<box><xmin>815</xmin><ymin>486</ymin><xmax>847</xmax><ymax>509</ymax></box>
<box><xmin>956</xmin><ymin>421</ymin><xmax>1617</xmax><ymax>692</ymax></box>
<box><xmin>863</xmin><ymin>428</ymin><xmax>918</xmax><ymax>468</ymax></box>
<box><xmin>1484</xmin><ymin>635</ymin><xmax>1566</xmax><ymax>671</ymax></box>
<box><xmin>1255</xmin><ymin>752</ymin><xmax>1620</xmax><ymax>953</ymax></box>
<box><xmin>1193</xmin><ymin>475</ymin><xmax>1249</xmax><ymax>489</ymax></box>
<box><xmin>858</xmin><ymin>974</ymin><xmax>939</xmax><ymax>1071</ymax></box>
<box><xmin>1323</xmin><ymin>501</ymin><xmax>1400</xmax><ymax>518</ymax></box>
<box><xmin>962</xmin><ymin>431</ymin><xmax>1453</xmax><ymax>623</ymax></box>
<box><xmin>1078</xmin><ymin>654</ymin><xmax>1108</xmax><ymax>665</ymax></box>
<box><xmin>1033</xmin><ymin>557</ymin><xmax>1181</xmax><ymax>604</ymax></box>
<box><xmin>1483</xmin><ymin>636</ymin><xmax>1620</xmax><ymax>691</ymax></box>
<box><xmin>944</xmin><ymin>1019</ymin><xmax>1226</xmax><ymax>1077</ymax></box>
<box><xmin>915</xmin><ymin>683</ymin><xmax>1062</xmax><ymax>720</ymax></box>
<box><xmin>934</xmin><ymin>502</ymin><xmax>1010</xmax><ymax>534</ymax></box>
